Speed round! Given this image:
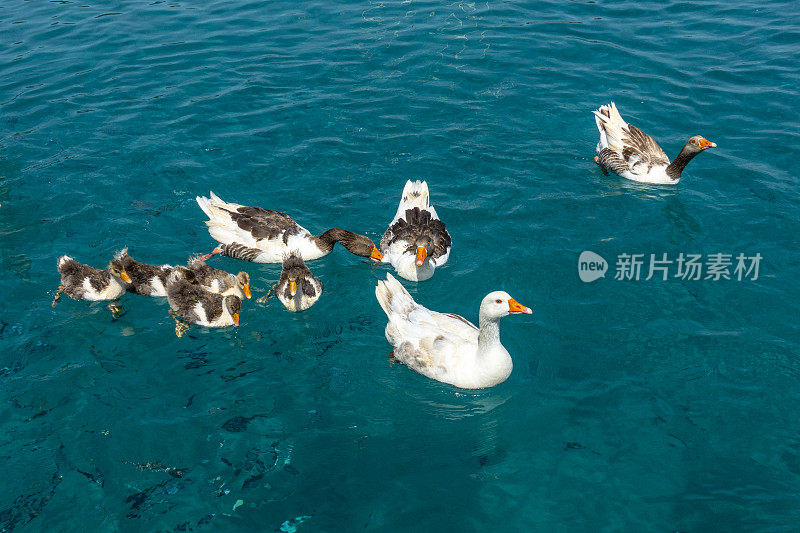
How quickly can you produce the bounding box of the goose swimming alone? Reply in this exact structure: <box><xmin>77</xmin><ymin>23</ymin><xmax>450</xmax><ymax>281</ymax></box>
<box><xmin>593</xmin><ymin>102</ymin><xmax>716</xmax><ymax>184</ymax></box>
<box><xmin>375</xmin><ymin>273</ymin><xmax>531</xmax><ymax>389</ymax></box>
<box><xmin>196</xmin><ymin>192</ymin><xmax>383</xmax><ymax>263</ymax></box>
<box><xmin>380</xmin><ymin>180</ymin><xmax>451</xmax><ymax>281</ymax></box>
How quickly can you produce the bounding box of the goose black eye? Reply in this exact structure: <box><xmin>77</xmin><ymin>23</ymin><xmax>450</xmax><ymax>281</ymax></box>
<box><xmin>495</xmin><ymin>299</ymin><xmax>502</xmax><ymax>304</ymax></box>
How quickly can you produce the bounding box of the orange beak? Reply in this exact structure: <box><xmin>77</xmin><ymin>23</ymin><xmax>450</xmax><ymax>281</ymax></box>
<box><xmin>289</xmin><ymin>281</ymin><xmax>297</xmax><ymax>297</ymax></box>
<box><xmin>415</xmin><ymin>246</ymin><xmax>427</xmax><ymax>267</ymax></box>
<box><xmin>243</xmin><ymin>284</ymin><xmax>252</xmax><ymax>299</ymax></box>
<box><xmin>699</xmin><ymin>137</ymin><xmax>716</xmax><ymax>149</ymax></box>
<box><xmin>232</xmin><ymin>312</ymin><xmax>240</xmax><ymax>327</ymax></box>
<box><xmin>508</xmin><ymin>298</ymin><xmax>532</xmax><ymax>315</ymax></box>
<box><xmin>370</xmin><ymin>247</ymin><xmax>383</xmax><ymax>262</ymax></box>
<box><xmin>120</xmin><ymin>271</ymin><xmax>132</xmax><ymax>283</ymax></box>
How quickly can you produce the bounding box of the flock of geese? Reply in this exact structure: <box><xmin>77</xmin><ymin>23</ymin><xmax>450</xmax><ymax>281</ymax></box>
<box><xmin>53</xmin><ymin>103</ymin><xmax>715</xmax><ymax>388</ymax></box>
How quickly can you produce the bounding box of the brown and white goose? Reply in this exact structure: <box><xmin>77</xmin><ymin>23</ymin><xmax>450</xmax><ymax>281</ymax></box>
<box><xmin>275</xmin><ymin>252</ymin><xmax>323</xmax><ymax>312</ymax></box>
<box><xmin>108</xmin><ymin>248</ymin><xmax>173</xmax><ymax>297</ymax></box>
<box><xmin>54</xmin><ymin>255</ymin><xmax>130</xmax><ymax>305</ymax></box>
<box><xmin>380</xmin><ymin>180</ymin><xmax>451</xmax><ymax>281</ymax></box>
<box><xmin>196</xmin><ymin>192</ymin><xmax>383</xmax><ymax>263</ymax></box>
<box><xmin>593</xmin><ymin>102</ymin><xmax>716</xmax><ymax>185</ymax></box>
<box><xmin>187</xmin><ymin>255</ymin><xmax>251</xmax><ymax>300</ymax></box>
<box><xmin>166</xmin><ymin>267</ymin><xmax>241</xmax><ymax>332</ymax></box>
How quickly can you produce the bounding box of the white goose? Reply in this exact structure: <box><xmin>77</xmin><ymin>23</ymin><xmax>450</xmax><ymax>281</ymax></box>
<box><xmin>593</xmin><ymin>101</ymin><xmax>716</xmax><ymax>185</ymax></box>
<box><xmin>196</xmin><ymin>192</ymin><xmax>383</xmax><ymax>263</ymax></box>
<box><xmin>375</xmin><ymin>273</ymin><xmax>531</xmax><ymax>389</ymax></box>
<box><xmin>380</xmin><ymin>180</ymin><xmax>451</xmax><ymax>282</ymax></box>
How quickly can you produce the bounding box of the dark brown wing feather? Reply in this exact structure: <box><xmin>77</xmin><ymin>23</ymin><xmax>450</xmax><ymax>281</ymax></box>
<box><xmin>117</xmin><ymin>255</ymin><xmax>171</xmax><ymax>295</ymax></box>
<box><xmin>226</xmin><ymin>205</ymin><xmax>304</xmax><ymax>243</ymax></box>
<box><xmin>622</xmin><ymin>124</ymin><xmax>670</xmax><ymax>171</ymax></box>
<box><xmin>598</xmin><ymin>149</ymin><xmax>630</xmax><ymax>175</ymax></box>
<box><xmin>188</xmin><ymin>258</ymin><xmax>234</xmax><ymax>291</ymax></box>
<box><xmin>381</xmin><ymin>208</ymin><xmax>451</xmax><ymax>260</ymax></box>
<box><xmin>167</xmin><ymin>277</ymin><xmax>224</xmax><ymax>324</ymax></box>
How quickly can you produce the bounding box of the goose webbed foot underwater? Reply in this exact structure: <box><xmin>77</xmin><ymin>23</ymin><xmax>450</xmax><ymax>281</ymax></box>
<box><xmin>169</xmin><ymin>309</ymin><xmax>190</xmax><ymax>338</ymax></box>
<box><xmin>107</xmin><ymin>302</ymin><xmax>124</xmax><ymax>320</ymax></box>
<box><xmin>52</xmin><ymin>285</ymin><xmax>65</xmax><ymax>307</ymax></box>
<box><xmin>256</xmin><ymin>284</ymin><xmax>278</xmax><ymax>304</ymax></box>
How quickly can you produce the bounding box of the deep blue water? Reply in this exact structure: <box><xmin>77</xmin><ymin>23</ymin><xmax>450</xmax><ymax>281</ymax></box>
<box><xmin>2</xmin><ymin>0</ymin><xmax>800</xmax><ymax>530</ymax></box>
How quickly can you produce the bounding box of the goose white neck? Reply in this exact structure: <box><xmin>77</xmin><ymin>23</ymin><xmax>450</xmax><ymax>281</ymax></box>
<box><xmin>476</xmin><ymin>314</ymin><xmax>513</xmax><ymax>386</ymax></box>
<box><xmin>477</xmin><ymin>315</ymin><xmax>502</xmax><ymax>351</ymax></box>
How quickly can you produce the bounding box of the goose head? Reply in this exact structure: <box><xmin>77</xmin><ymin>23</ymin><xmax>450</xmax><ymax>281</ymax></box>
<box><xmin>479</xmin><ymin>291</ymin><xmax>532</xmax><ymax>320</ymax></box>
<box><xmin>320</xmin><ymin>229</ymin><xmax>383</xmax><ymax>261</ymax></box>
<box><xmin>342</xmin><ymin>233</ymin><xmax>383</xmax><ymax>262</ymax></box>
<box><xmin>409</xmin><ymin>236</ymin><xmax>434</xmax><ymax>267</ymax></box>
<box><xmin>108</xmin><ymin>248</ymin><xmax>132</xmax><ymax>283</ymax></box>
<box><xmin>685</xmin><ymin>135</ymin><xmax>716</xmax><ymax>153</ymax></box>
<box><xmin>235</xmin><ymin>271</ymin><xmax>251</xmax><ymax>299</ymax></box>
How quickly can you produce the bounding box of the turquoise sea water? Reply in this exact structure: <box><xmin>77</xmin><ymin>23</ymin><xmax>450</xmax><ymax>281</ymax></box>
<box><xmin>2</xmin><ymin>0</ymin><xmax>800</xmax><ymax>530</ymax></box>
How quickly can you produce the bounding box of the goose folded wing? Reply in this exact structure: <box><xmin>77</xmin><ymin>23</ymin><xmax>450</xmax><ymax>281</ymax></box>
<box><xmin>621</xmin><ymin>124</ymin><xmax>670</xmax><ymax>174</ymax></box>
<box><xmin>428</xmin><ymin>219</ymin><xmax>451</xmax><ymax>260</ymax></box>
<box><xmin>227</xmin><ymin>206</ymin><xmax>304</xmax><ymax>242</ymax></box>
